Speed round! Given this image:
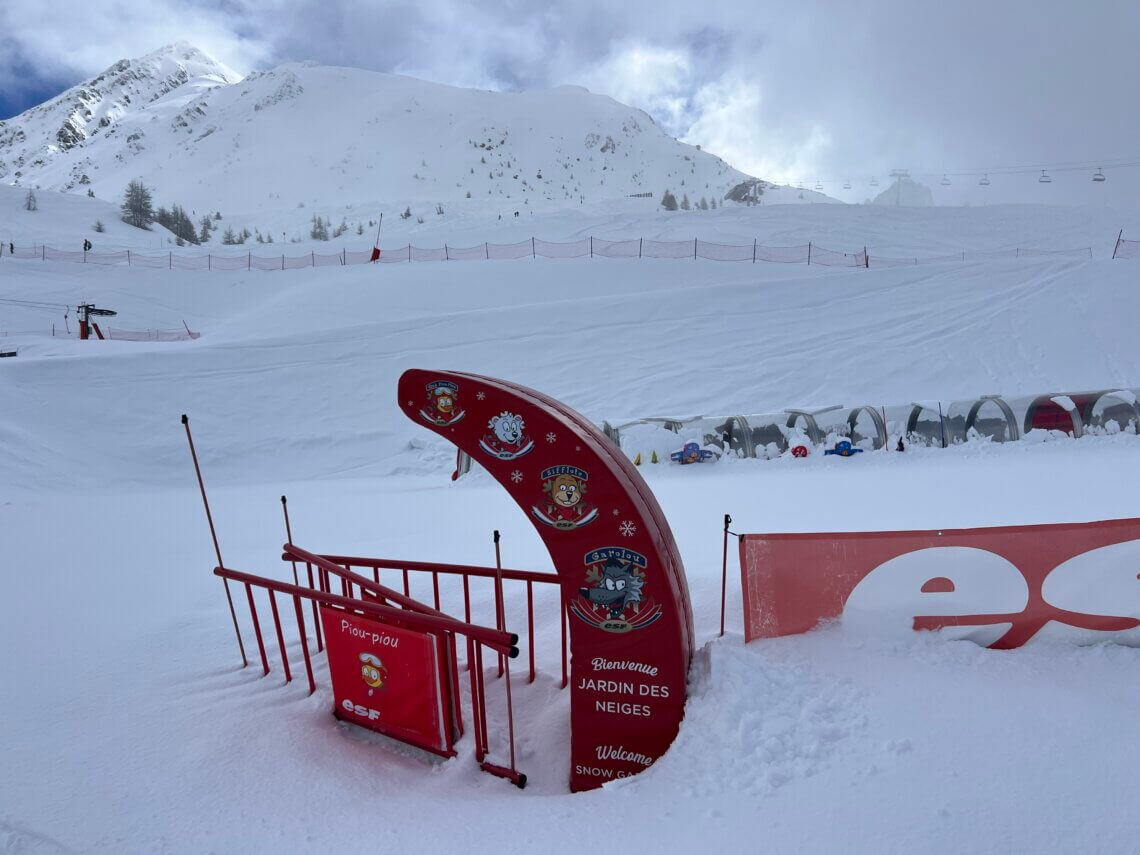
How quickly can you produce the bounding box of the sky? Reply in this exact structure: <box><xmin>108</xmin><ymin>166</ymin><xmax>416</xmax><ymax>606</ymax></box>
<box><xmin>1</xmin><ymin>0</ymin><xmax>1139</xmax><ymax>206</ymax></box>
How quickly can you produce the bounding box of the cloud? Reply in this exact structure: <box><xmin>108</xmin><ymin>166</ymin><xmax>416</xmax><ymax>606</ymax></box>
<box><xmin>1</xmin><ymin>0</ymin><xmax>1138</xmax><ymax>204</ymax></box>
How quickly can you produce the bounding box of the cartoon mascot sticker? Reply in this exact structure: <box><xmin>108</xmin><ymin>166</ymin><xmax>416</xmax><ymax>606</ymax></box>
<box><xmin>572</xmin><ymin>547</ymin><xmax>663</xmax><ymax>634</ymax></box>
<box><xmin>359</xmin><ymin>652</ymin><xmax>388</xmax><ymax>695</ymax></box>
<box><xmin>420</xmin><ymin>380</ymin><xmax>465</xmax><ymax>427</ymax></box>
<box><xmin>479</xmin><ymin>411</ymin><xmax>534</xmax><ymax>460</ymax></box>
<box><xmin>532</xmin><ymin>466</ymin><xmax>598</xmax><ymax>530</ymax></box>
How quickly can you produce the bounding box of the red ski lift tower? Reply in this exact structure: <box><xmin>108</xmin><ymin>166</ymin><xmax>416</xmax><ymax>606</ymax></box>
<box><xmin>76</xmin><ymin>303</ymin><xmax>117</xmax><ymax>340</ymax></box>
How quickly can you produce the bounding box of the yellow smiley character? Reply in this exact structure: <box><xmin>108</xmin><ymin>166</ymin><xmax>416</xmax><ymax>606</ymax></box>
<box><xmin>359</xmin><ymin>652</ymin><xmax>387</xmax><ymax>688</ymax></box>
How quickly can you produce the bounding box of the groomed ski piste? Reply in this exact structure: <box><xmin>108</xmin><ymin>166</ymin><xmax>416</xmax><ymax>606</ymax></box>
<box><xmin>2</xmin><ymin>191</ymin><xmax>1140</xmax><ymax>853</ymax></box>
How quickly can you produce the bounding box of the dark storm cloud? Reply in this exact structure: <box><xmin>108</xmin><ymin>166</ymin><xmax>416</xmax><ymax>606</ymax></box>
<box><xmin>2</xmin><ymin>0</ymin><xmax>1138</xmax><ymax>204</ymax></box>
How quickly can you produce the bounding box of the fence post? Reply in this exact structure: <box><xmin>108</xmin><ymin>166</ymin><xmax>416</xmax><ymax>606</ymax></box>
<box><xmin>532</xmin><ymin>237</ymin><xmax>536</xmax><ymax>258</ymax></box>
<box><xmin>864</xmin><ymin>246</ymin><xmax>869</xmax><ymax>268</ymax></box>
<box><xmin>169</xmin><ymin>252</ymin><xmax>172</xmax><ymax>269</ymax></box>
<box><xmin>485</xmin><ymin>242</ymin><xmax>489</xmax><ymax>260</ymax></box>
<box><xmin>807</xmin><ymin>242</ymin><xmax>812</xmax><ymax>265</ymax></box>
<box><xmin>407</xmin><ymin>244</ymin><xmax>411</xmax><ymax>262</ymax></box>
<box><xmin>248</xmin><ymin>252</ymin><xmax>251</xmax><ymax>271</ymax></box>
<box><xmin>342</xmin><ymin>248</ymin><xmax>346</xmax><ymax>265</ymax></box>
<box><xmin>1112</xmin><ymin>229</ymin><xmax>1122</xmax><ymax>260</ymax></box>
<box><xmin>127</xmin><ymin>250</ymin><xmax>131</xmax><ymax>266</ymax></box>
<box><xmin>694</xmin><ymin>237</ymin><xmax>697</xmax><ymax>259</ymax></box>
<box><xmin>311</xmin><ymin>251</ymin><xmax>315</xmax><ymax>267</ymax></box>
<box><xmin>42</xmin><ymin>245</ymin><xmax>45</xmax><ymax>261</ymax></box>
<box><xmin>208</xmin><ymin>254</ymin><xmax>210</xmax><ymax>271</ymax></box>
<box><xmin>590</xmin><ymin>236</ymin><xmax>593</xmax><ymax>258</ymax></box>
<box><xmin>752</xmin><ymin>239</ymin><xmax>757</xmax><ymax>264</ymax></box>
<box><xmin>1016</xmin><ymin>247</ymin><xmax>1020</xmax><ymax>258</ymax></box>
<box><xmin>639</xmin><ymin>237</ymin><xmax>643</xmax><ymax>258</ymax></box>
<box><xmin>281</xmin><ymin>255</ymin><xmax>285</xmax><ymax>271</ymax></box>
<box><xmin>445</xmin><ymin>244</ymin><xmax>449</xmax><ymax>261</ymax></box>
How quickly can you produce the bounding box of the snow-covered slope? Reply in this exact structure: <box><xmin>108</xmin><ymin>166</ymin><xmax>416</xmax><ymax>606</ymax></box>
<box><xmin>2</xmin><ymin>192</ymin><xmax>1138</xmax><ymax>850</ymax></box>
<box><xmin>0</xmin><ymin>45</ymin><xmax>775</xmax><ymax>222</ymax></box>
<box><xmin>0</xmin><ymin>183</ymin><xmax>177</xmax><ymax>249</ymax></box>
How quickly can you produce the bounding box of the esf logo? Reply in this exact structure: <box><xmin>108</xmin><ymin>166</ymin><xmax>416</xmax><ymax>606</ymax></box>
<box><xmin>843</xmin><ymin>541</ymin><xmax>1140</xmax><ymax>648</ymax></box>
<box><xmin>341</xmin><ymin>698</ymin><xmax>381</xmax><ymax>721</ymax></box>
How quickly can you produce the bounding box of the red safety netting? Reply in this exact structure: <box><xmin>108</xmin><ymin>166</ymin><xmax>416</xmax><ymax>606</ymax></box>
<box><xmin>696</xmin><ymin>239</ymin><xmax>754</xmax><ymax>262</ymax></box>
<box><xmin>1116</xmin><ymin>238</ymin><xmax>1140</xmax><ymax>260</ymax></box>
<box><xmin>810</xmin><ymin>245</ymin><xmax>868</xmax><ymax>267</ymax></box>
<box><xmin>592</xmin><ymin>238</ymin><xmax>641</xmax><ymax>258</ymax></box>
<box><xmin>410</xmin><ymin>245</ymin><xmax>448</xmax><ymax>262</ymax></box>
<box><xmin>486</xmin><ymin>240</ymin><xmax>533</xmax><ymax>260</ymax></box>
<box><xmin>444</xmin><ymin>243</ymin><xmax>489</xmax><ymax>261</ymax></box>
<box><xmin>313</xmin><ymin>252</ymin><xmax>344</xmax><ymax>267</ymax></box>
<box><xmin>642</xmin><ymin>239</ymin><xmax>695</xmax><ymax>259</ymax></box>
<box><xmin>756</xmin><ymin>244</ymin><xmax>810</xmax><ymax>263</ymax></box>
<box><xmin>105</xmin><ymin>327</ymin><xmax>201</xmax><ymax>341</ymax></box>
<box><xmin>535</xmin><ymin>237</ymin><xmax>590</xmax><ymax>258</ymax></box>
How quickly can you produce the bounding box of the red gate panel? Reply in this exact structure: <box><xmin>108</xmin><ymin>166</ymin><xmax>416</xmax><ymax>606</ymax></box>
<box><xmin>322</xmin><ymin>606</ymin><xmax>454</xmax><ymax>756</ymax></box>
<box><xmin>399</xmin><ymin>369</ymin><xmax>694</xmax><ymax>791</ymax></box>
<box><xmin>740</xmin><ymin>519</ymin><xmax>1140</xmax><ymax>648</ymax></box>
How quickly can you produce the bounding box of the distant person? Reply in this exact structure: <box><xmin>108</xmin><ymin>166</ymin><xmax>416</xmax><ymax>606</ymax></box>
<box><xmin>8</xmin><ymin>242</ymin><xmax>13</xmax><ymax>256</ymax></box>
<box><xmin>83</xmin><ymin>239</ymin><xmax>92</xmax><ymax>252</ymax></box>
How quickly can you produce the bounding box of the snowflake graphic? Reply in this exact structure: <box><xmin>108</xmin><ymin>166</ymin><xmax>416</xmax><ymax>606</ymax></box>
<box><xmin>476</xmin><ymin>391</ymin><xmax>486</xmax><ymax>401</ymax></box>
<box><xmin>545</xmin><ymin>432</ymin><xmax>557</xmax><ymax>444</ymax></box>
<box><xmin>406</xmin><ymin>400</ymin><xmax>414</xmax><ymax>407</ymax></box>
<box><xmin>510</xmin><ymin>470</ymin><xmax>524</xmax><ymax>483</ymax></box>
<box><xmin>619</xmin><ymin>520</ymin><xmax>637</xmax><ymax>537</ymax></box>
<box><xmin>612</xmin><ymin>509</ymin><xmax>620</xmax><ymax>516</ymax></box>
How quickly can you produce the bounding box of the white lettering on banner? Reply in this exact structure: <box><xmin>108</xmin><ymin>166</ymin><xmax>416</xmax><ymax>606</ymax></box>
<box><xmin>843</xmin><ymin>541</ymin><xmax>1140</xmax><ymax>646</ymax></box>
<box><xmin>341</xmin><ymin>698</ymin><xmax>382</xmax><ymax>721</ymax></box>
<box><xmin>595</xmin><ymin>745</ymin><xmax>654</xmax><ymax>766</ymax></box>
<box><xmin>339</xmin><ymin>618</ymin><xmax>400</xmax><ymax>648</ymax></box>
<box><xmin>574</xmin><ymin>765</ymin><xmax>614</xmax><ymax>779</ymax></box>
<box><xmin>590</xmin><ymin>657</ymin><xmax>659</xmax><ymax>676</ymax></box>
<box><xmin>577</xmin><ymin>678</ymin><xmax>635</xmax><ymax>694</ymax></box>
<box><xmin>844</xmin><ymin>547</ymin><xmax>1027</xmax><ymax>647</ymax></box>
<box><xmin>595</xmin><ymin>700</ymin><xmax>651</xmax><ymax>717</ymax></box>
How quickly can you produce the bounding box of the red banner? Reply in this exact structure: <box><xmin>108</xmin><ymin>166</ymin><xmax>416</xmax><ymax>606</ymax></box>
<box><xmin>740</xmin><ymin>518</ymin><xmax>1140</xmax><ymax>648</ymax></box>
<box><xmin>321</xmin><ymin>606</ymin><xmax>454</xmax><ymax>755</ymax></box>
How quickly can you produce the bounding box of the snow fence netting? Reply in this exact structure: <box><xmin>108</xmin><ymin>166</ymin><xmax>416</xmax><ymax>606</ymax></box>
<box><xmin>593</xmin><ymin>238</ymin><xmax>641</xmax><ymax>258</ymax></box>
<box><xmin>696</xmin><ymin>240</ymin><xmax>754</xmax><ymax>262</ymax></box>
<box><xmin>535</xmin><ymin>237</ymin><xmax>590</xmax><ymax>258</ymax></box>
<box><xmin>444</xmin><ymin>243</ymin><xmax>489</xmax><ymax>261</ymax></box>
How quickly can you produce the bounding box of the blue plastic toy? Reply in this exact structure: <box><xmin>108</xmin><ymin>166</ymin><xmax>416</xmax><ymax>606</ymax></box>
<box><xmin>823</xmin><ymin>440</ymin><xmax>863</xmax><ymax>457</ymax></box>
<box><xmin>670</xmin><ymin>441</ymin><xmax>717</xmax><ymax>464</ymax></box>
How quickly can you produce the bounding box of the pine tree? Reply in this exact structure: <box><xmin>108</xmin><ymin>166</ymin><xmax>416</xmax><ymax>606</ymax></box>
<box><xmin>356</xmin><ymin>223</ymin><xmax>364</xmax><ymax>235</ymax></box>
<box><xmin>699</xmin><ymin>196</ymin><xmax>709</xmax><ymax>210</ymax></box>
<box><xmin>24</xmin><ymin>190</ymin><xmax>37</xmax><ymax>211</ymax></box>
<box><xmin>661</xmin><ymin>190</ymin><xmax>678</xmax><ymax>211</ymax></box>
<box><xmin>222</xmin><ymin>226</ymin><xmax>237</xmax><ymax>245</ymax></box>
<box><xmin>309</xmin><ymin>214</ymin><xmax>329</xmax><ymax>240</ymax></box>
<box><xmin>198</xmin><ymin>216</ymin><xmax>212</xmax><ymax>244</ymax></box>
<box><xmin>120</xmin><ymin>180</ymin><xmax>154</xmax><ymax>228</ymax></box>
<box><xmin>681</xmin><ymin>194</ymin><xmax>691</xmax><ymax>210</ymax></box>
<box><xmin>93</xmin><ymin>220</ymin><xmax>105</xmax><ymax>232</ymax></box>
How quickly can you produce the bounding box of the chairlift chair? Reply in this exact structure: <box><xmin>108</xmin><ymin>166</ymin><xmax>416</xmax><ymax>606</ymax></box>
<box><xmin>814</xmin><ymin>181</ymin><xmax>823</xmax><ymax>191</ymax></box>
<box><xmin>941</xmin><ymin>174</ymin><xmax>951</xmax><ymax>186</ymax></box>
<box><xmin>870</xmin><ymin>176</ymin><xmax>879</xmax><ymax>187</ymax></box>
<box><xmin>979</xmin><ymin>174</ymin><xmax>991</xmax><ymax>186</ymax></box>
<box><xmin>1038</xmin><ymin>169</ymin><xmax>1052</xmax><ymax>184</ymax></box>
<box><xmin>843</xmin><ymin>180</ymin><xmax>852</xmax><ymax>190</ymax></box>
<box><xmin>1093</xmin><ymin>168</ymin><xmax>1106</xmax><ymax>183</ymax></box>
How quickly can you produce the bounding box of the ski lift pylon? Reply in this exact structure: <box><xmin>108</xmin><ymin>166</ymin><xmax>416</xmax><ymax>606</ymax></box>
<box><xmin>1093</xmin><ymin>167</ymin><xmax>1106</xmax><ymax>183</ymax></box>
<box><xmin>979</xmin><ymin>174</ymin><xmax>991</xmax><ymax>186</ymax></box>
<box><xmin>1038</xmin><ymin>169</ymin><xmax>1052</xmax><ymax>184</ymax></box>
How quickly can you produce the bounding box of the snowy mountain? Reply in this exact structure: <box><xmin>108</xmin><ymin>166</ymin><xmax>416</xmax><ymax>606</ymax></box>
<box><xmin>0</xmin><ymin>43</ymin><xmax>836</xmax><ymax>232</ymax></box>
<box><xmin>872</xmin><ymin>176</ymin><xmax>935</xmax><ymax>207</ymax></box>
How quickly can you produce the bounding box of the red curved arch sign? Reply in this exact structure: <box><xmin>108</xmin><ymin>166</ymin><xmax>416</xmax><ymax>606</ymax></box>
<box><xmin>398</xmin><ymin>369</ymin><xmax>695</xmax><ymax>791</ymax></box>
